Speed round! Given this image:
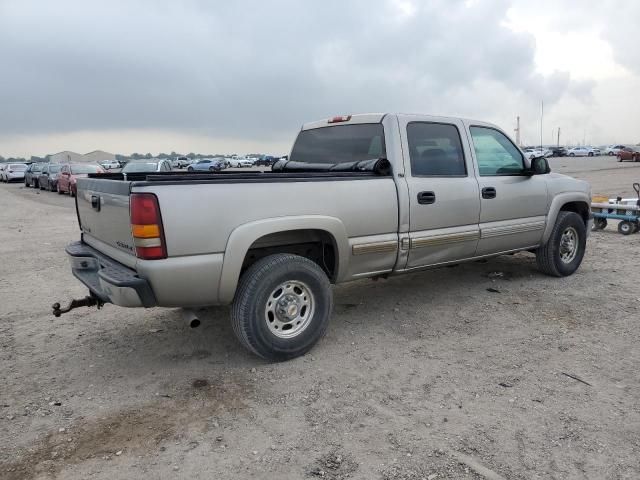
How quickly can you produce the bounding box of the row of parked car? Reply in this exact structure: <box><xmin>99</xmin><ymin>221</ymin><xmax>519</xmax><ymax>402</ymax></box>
<box><xmin>520</xmin><ymin>144</ymin><xmax>640</xmax><ymax>161</ymax></box>
<box><xmin>0</xmin><ymin>161</ymin><xmax>106</xmax><ymax>195</ymax></box>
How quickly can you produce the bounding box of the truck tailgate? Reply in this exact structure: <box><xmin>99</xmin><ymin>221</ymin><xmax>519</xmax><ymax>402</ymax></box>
<box><xmin>76</xmin><ymin>178</ymin><xmax>137</xmax><ymax>265</ymax></box>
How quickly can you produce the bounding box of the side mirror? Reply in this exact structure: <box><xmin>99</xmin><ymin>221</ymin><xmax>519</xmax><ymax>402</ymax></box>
<box><xmin>527</xmin><ymin>156</ymin><xmax>550</xmax><ymax>176</ymax></box>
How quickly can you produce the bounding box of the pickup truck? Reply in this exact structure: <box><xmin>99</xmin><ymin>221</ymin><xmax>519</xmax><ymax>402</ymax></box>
<box><xmin>57</xmin><ymin>113</ymin><xmax>592</xmax><ymax>361</ymax></box>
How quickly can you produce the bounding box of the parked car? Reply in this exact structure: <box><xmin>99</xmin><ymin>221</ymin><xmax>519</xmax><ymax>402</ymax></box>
<box><xmin>567</xmin><ymin>146</ymin><xmax>600</xmax><ymax>157</ymax></box>
<box><xmin>255</xmin><ymin>155</ymin><xmax>277</xmax><ymax>166</ymax></box>
<box><xmin>24</xmin><ymin>162</ymin><xmax>45</xmax><ymax>188</ymax></box>
<box><xmin>605</xmin><ymin>145</ymin><xmax>627</xmax><ymax>156</ymax></box>
<box><xmin>187</xmin><ymin>159</ymin><xmax>225</xmax><ymax>172</ymax></box>
<box><xmin>1</xmin><ymin>163</ymin><xmax>27</xmax><ymax>182</ymax></box>
<box><xmin>550</xmin><ymin>147</ymin><xmax>568</xmax><ymax>157</ymax></box>
<box><xmin>122</xmin><ymin>159</ymin><xmax>173</xmax><ymax>174</ymax></box>
<box><xmin>57</xmin><ymin>163</ymin><xmax>105</xmax><ymax>196</ymax></box>
<box><xmin>616</xmin><ymin>146</ymin><xmax>640</xmax><ymax>162</ymax></box>
<box><xmin>522</xmin><ymin>148</ymin><xmax>548</xmax><ymax>160</ymax></box>
<box><xmin>38</xmin><ymin>163</ymin><xmax>63</xmax><ymax>191</ymax></box>
<box><xmin>58</xmin><ymin>113</ymin><xmax>591</xmax><ymax>361</ymax></box>
<box><xmin>100</xmin><ymin>160</ymin><xmax>121</xmax><ymax>170</ymax></box>
<box><xmin>171</xmin><ymin>157</ymin><xmax>190</xmax><ymax>169</ymax></box>
<box><xmin>227</xmin><ymin>157</ymin><xmax>253</xmax><ymax>168</ymax></box>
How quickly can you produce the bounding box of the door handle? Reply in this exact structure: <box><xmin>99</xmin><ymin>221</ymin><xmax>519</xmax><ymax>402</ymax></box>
<box><xmin>91</xmin><ymin>195</ymin><xmax>101</xmax><ymax>211</ymax></box>
<box><xmin>417</xmin><ymin>191</ymin><xmax>436</xmax><ymax>204</ymax></box>
<box><xmin>482</xmin><ymin>187</ymin><xmax>496</xmax><ymax>199</ymax></box>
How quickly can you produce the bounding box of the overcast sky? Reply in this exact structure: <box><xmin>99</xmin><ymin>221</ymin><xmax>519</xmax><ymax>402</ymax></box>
<box><xmin>1</xmin><ymin>0</ymin><xmax>638</xmax><ymax>157</ymax></box>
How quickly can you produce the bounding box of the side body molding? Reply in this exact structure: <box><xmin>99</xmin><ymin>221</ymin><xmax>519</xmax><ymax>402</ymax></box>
<box><xmin>217</xmin><ymin>216</ymin><xmax>350</xmax><ymax>303</ymax></box>
<box><xmin>542</xmin><ymin>192</ymin><xmax>591</xmax><ymax>243</ymax></box>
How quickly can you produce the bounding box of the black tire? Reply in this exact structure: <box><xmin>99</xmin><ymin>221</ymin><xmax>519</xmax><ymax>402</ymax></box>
<box><xmin>536</xmin><ymin>211</ymin><xmax>586</xmax><ymax>277</ymax></box>
<box><xmin>588</xmin><ymin>152</ymin><xmax>594</xmax><ymax>157</ymax></box>
<box><xmin>209</xmin><ymin>166</ymin><xmax>216</xmax><ymax>172</ymax></box>
<box><xmin>592</xmin><ymin>218</ymin><xmax>607</xmax><ymax>230</ymax></box>
<box><xmin>569</xmin><ymin>153</ymin><xmax>575</xmax><ymax>157</ymax></box>
<box><xmin>231</xmin><ymin>253</ymin><xmax>333</xmax><ymax>361</ymax></box>
<box><xmin>187</xmin><ymin>167</ymin><xmax>194</xmax><ymax>172</ymax></box>
<box><xmin>631</xmin><ymin>222</ymin><xmax>640</xmax><ymax>234</ymax></box>
<box><xmin>608</xmin><ymin>151</ymin><xmax>614</xmax><ymax>156</ymax></box>
<box><xmin>618</xmin><ymin>220</ymin><xmax>633</xmax><ymax>235</ymax></box>
<box><xmin>25</xmin><ymin>179</ymin><xmax>30</xmax><ymax>187</ymax></box>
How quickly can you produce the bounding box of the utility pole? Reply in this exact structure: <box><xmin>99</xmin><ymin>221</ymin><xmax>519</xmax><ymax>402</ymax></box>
<box><xmin>514</xmin><ymin>116</ymin><xmax>521</xmax><ymax>146</ymax></box>
<box><xmin>540</xmin><ymin>100</ymin><xmax>544</xmax><ymax>151</ymax></box>
<box><xmin>557</xmin><ymin>127</ymin><xmax>560</xmax><ymax>147</ymax></box>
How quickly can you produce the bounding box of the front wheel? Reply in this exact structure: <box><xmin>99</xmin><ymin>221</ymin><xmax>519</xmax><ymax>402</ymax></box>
<box><xmin>187</xmin><ymin>167</ymin><xmax>194</xmax><ymax>172</ymax></box>
<box><xmin>231</xmin><ymin>253</ymin><xmax>333</xmax><ymax>361</ymax></box>
<box><xmin>592</xmin><ymin>218</ymin><xmax>607</xmax><ymax>230</ymax></box>
<box><xmin>588</xmin><ymin>152</ymin><xmax>594</xmax><ymax>157</ymax></box>
<box><xmin>536</xmin><ymin>211</ymin><xmax>586</xmax><ymax>277</ymax></box>
<box><xmin>569</xmin><ymin>153</ymin><xmax>575</xmax><ymax>157</ymax></box>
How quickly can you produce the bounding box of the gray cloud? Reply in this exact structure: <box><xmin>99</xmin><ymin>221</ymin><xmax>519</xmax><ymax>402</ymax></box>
<box><xmin>0</xmin><ymin>0</ymin><xmax>594</xmax><ymax>144</ymax></box>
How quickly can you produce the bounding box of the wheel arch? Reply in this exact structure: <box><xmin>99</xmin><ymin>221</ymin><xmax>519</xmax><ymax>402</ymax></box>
<box><xmin>218</xmin><ymin>216</ymin><xmax>350</xmax><ymax>303</ymax></box>
<box><xmin>543</xmin><ymin>193</ymin><xmax>591</xmax><ymax>243</ymax></box>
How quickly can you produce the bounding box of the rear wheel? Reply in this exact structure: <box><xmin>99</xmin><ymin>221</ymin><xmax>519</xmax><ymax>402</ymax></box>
<box><xmin>588</xmin><ymin>152</ymin><xmax>594</xmax><ymax>157</ymax></box>
<box><xmin>618</xmin><ymin>220</ymin><xmax>633</xmax><ymax>235</ymax></box>
<box><xmin>536</xmin><ymin>211</ymin><xmax>586</xmax><ymax>277</ymax></box>
<box><xmin>231</xmin><ymin>253</ymin><xmax>333</xmax><ymax>361</ymax></box>
<box><xmin>187</xmin><ymin>167</ymin><xmax>194</xmax><ymax>172</ymax></box>
<box><xmin>569</xmin><ymin>153</ymin><xmax>575</xmax><ymax>157</ymax></box>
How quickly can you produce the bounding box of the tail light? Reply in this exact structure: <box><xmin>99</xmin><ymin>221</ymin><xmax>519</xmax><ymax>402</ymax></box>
<box><xmin>328</xmin><ymin>115</ymin><xmax>351</xmax><ymax>123</ymax></box>
<box><xmin>130</xmin><ymin>193</ymin><xmax>167</xmax><ymax>260</ymax></box>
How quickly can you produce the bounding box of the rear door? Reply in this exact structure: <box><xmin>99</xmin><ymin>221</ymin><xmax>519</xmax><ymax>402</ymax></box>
<box><xmin>398</xmin><ymin>117</ymin><xmax>481</xmax><ymax>268</ymax></box>
<box><xmin>466</xmin><ymin>124</ymin><xmax>548</xmax><ymax>255</ymax></box>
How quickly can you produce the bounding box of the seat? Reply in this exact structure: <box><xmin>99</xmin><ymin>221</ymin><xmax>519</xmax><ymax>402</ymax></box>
<box><xmin>419</xmin><ymin>148</ymin><xmax>459</xmax><ymax>175</ymax></box>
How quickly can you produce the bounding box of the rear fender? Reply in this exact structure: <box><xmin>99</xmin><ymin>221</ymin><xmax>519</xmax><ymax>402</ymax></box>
<box><xmin>218</xmin><ymin>216</ymin><xmax>349</xmax><ymax>303</ymax></box>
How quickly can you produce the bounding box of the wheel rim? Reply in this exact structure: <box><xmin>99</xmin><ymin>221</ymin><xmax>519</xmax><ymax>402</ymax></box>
<box><xmin>264</xmin><ymin>280</ymin><xmax>314</xmax><ymax>339</ymax></box>
<box><xmin>559</xmin><ymin>227</ymin><xmax>579</xmax><ymax>264</ymax></box>
<box><xmin>620</xmin><ymin>222</ymin><xmax>631</xmax><ymax>234</ymax></box>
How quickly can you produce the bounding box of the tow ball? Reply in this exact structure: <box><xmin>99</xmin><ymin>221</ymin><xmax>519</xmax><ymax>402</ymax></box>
<box><xmin>52</xmin><ymin>295</ymin><xmax>104</xmax><ymax>317</ymax></box>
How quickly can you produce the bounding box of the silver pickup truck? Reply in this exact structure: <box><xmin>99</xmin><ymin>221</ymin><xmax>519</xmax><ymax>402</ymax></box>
<box><xmin>57</xmin><ymin>113</ymin><xmax>592</xmax><ymax>360</ymax></box>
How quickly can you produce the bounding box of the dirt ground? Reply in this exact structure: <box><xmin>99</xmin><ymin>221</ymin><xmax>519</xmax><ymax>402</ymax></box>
<box><xmin>1</xmin><ymin>156</ymin><xmax>639</xmax><ymax>479</ymax></box>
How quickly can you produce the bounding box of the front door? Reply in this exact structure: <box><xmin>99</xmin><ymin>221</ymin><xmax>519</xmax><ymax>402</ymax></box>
<box><xmin>399</xmin><ymin>118</ymin><xmax>481</xmax><ymax>269</ymax></box>
<box><xmin>466</xmin><ymin>124</ymin><xmax>549</xmax><ymax>256</ymax></box>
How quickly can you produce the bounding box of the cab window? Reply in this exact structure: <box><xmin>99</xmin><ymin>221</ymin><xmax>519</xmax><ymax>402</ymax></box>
<box><xmin>470</xmin><ymin>126</ymin><xmax>524</xmax><ymax>176</ymax></box>
<box><xmin>407</xmin><ymin>122</ymin><xmax>466</xmax><ymax>176</ymax></box>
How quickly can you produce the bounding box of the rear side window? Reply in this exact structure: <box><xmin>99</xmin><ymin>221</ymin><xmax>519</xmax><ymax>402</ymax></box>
<box><xmin>470</xmin><ymin>126</ymin><xmax>524</xmax><ymax>176</ymax></box>
<box><xmin>407</xmin><ymin>122</ymin><xmax>466</xmax><ymax>176</ymax></box>
<box><xmin>289</xmin><ymin>124</ymin><xmax>386</xmax><ymax>164</ymax></box>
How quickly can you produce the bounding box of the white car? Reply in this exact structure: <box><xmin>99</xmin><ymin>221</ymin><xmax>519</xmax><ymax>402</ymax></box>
<box><xmin>522</xmin><ymin>148</ymin><xmax>550</xmax><ymax>159</ymax></box>
<box><xmin>567</xmin><ymin>146</ymin><xmax>600</xmax><ymax>157</ymax></box>
<box><xmin>1</xmin><ymin>163</ymin><xmax>28</xmax><ymax>182</ymax></box>
<box><xmin>122</xmin><ymin>159</ymin><xmax>173</xmax><ymax>173</ymax></box>
<box><xmin>228</xmin><ymin>157</ymin><xmax>254</xmax><ymax>168</ymax></box>
<box><xmin>100</xmin><ymin>160</ymin><xmax>121</xmax><ymax>170</ymax></box>
<box><xmin>605</xmin><ymin>145</ymin><xmax>626</xmax><ymax>156</ymax></box>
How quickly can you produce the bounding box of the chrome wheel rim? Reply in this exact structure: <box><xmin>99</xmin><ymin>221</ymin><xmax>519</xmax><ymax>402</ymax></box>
<box><xmin>559</xmin><ymin>227</ymin><xmax>579</xmax><ymax>264</ymax></box>
<box><xmin>265</xmin><ymin>280</ymin><xmax>314</xmax><ymax>339</ymax></box>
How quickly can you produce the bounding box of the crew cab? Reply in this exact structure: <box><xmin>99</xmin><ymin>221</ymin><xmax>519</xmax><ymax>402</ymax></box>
<box><xmin>58</xmin><ymin>113</ymin><xmax>592</xmax><ymax>360</ymax></box>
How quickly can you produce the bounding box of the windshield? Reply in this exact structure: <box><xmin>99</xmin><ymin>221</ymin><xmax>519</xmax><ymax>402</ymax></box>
<box><xmin>49</xmin><ymin>165</ymin><xmax>61</xmax><ymax>173</ymax></box>
<box><xmin>10</xmin><ymin>164</ymin><xmax>27</xmax><ymax>171</ymax></box>
<box><xmin>71</xmin><ymin>164</ymin><xmax>102</xmax><ymax>174</ymax></box>
<box><xmin>122</xmin><ymin>162</ymin><xmax>159</xmax><ymax>173</ymax></box>
<box><xmin>289</xmin><ymin>124</ymin><xmax>386</xmax><ymax>164</ymax></box>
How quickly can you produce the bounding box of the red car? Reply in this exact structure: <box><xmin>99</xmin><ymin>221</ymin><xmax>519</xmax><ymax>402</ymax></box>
<box><xmin>617</xmin><ymin>147</ymin><xmax>640</xmax><ymax>162</ymax></box>
<box><xmin>57</xmin><ymin>163</ymin><xmax>105</xmax><ymax>196</ymax></box>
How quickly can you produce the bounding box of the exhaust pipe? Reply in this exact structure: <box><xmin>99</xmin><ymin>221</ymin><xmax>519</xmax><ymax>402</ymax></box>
<box><xmin>182</xmin><ymin>309</ymin><xmax>201</xmax><ymax>328</ymax></box>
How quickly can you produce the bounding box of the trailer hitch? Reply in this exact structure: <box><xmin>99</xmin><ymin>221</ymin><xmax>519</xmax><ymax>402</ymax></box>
<box><xmin>52</xmin><ymin>295</ymin><xmax>104</xmax><ymax>317</ymax></box>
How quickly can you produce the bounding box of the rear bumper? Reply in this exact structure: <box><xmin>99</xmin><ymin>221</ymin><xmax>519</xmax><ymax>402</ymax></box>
<box><xmin>66</xmin><ymin>241</ymin><xmax>156</xmax><ymax>307</ymax></box>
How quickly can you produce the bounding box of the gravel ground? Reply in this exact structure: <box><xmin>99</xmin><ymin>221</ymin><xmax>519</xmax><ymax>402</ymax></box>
<box><xmin>1</xmin><ymin>156</ymin><xmax>639</xmax><ymax>479</ymax></box>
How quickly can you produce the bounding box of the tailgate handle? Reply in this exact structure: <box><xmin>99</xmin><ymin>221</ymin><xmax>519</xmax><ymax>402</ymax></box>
<box><xmin>91</xmin><ymin>195</ymin><xmax>101</xmax><ymax>211</ymax></box>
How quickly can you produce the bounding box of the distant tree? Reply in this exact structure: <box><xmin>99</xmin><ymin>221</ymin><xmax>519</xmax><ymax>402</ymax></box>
<box><xmin>144</xmin><ymin>153</ymin><xmax>152</xmax><ymax>159</ymax></box>
<box><xmin>157</xmin><ymin>152</ymin><xmax>168</xmax><ymax>159</ymax></box>
<box><xmin>30</xmin><ymin>155</ymin><xmax>45</xmax><ymax>162</ymax></box>
<box><xmin>115</xmin><ymin>154</ymin><xmax>126</xmax><ymax>161</ymax></box>
<box><xmin>170</xmin><ymin>151</ymin><xmax>179</xmax><ymax>158</ymax></box>
<box><xmin>187</xmin><ymin>152</ymin><xmax>196</xmax><ymax>159</ymax></box>
<box><xmin>0</xmin><ymin>155</ymin><xmax>4</xmax><ymax>161</ymax></box>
